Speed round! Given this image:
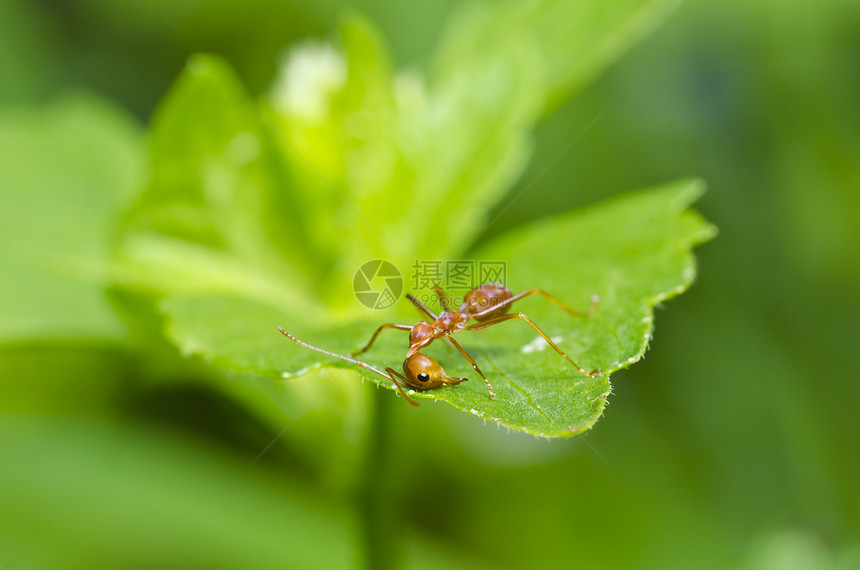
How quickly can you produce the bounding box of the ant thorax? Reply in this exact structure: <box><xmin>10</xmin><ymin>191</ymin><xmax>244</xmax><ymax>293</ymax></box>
<box><xmin>435</xmin><ymin>310</ymin><xmax>468</xmax><ymax>331</ymax></box>
<box><xmin>409</xmin><ymin>321</ymin><xmax>434</xmax><ymax>346</ymax></box>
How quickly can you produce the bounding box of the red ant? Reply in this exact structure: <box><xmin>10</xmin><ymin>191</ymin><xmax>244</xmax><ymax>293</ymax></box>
<box><xmin>278</xmin><ymin>283</ymin><xmax>599</xmax><ymax>406</ymax></box>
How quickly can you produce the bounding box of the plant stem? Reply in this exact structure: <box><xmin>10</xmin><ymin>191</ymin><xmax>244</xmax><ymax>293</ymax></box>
<box><xmin>357</xmin><ymin>387</ymin><xmax>397</xmax><ymax>570</ymax></box>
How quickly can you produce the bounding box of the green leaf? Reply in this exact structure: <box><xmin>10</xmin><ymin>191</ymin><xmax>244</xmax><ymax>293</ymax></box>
<box><xmin>160</xmin><ymin>181</ymin><xmax>715</xmax><ymax>437</ymax></box>
<box><xmin>0</xmin><ymin>95</ymin><xmax>142</xmax><ymax>343</ymax></box>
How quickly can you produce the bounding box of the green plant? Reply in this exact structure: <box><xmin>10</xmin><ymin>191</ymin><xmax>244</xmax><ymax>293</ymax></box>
<box><xmin>0</xmin><ymin>0</ymin><xmax>726</xmax><ymax>566</ymax></box>
<box><xmin>110</xmin><ymin>3</ymin><xmax>713</xmax><ymax>436</ymax></box>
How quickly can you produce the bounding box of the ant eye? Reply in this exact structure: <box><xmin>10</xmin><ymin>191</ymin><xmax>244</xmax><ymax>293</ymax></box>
<box><xmin>417</xmin><ymin>372</ymin><xmax>430</xmax><ymax>382</ymax></box>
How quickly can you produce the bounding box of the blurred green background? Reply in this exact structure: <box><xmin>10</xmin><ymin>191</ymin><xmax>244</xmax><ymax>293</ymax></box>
<box><xmin>2</xmin><ymin>0</ymin><xmax>859</xmax><ymax>568</ymax></box>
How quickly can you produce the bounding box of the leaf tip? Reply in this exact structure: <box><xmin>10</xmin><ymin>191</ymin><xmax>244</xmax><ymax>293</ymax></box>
<box><xmin>186</xmin><ymin>53</ymin><xmax>213</xmax><ymax>76</ymax></box>
<box><xmin>672</xmin><ymin>177</ymin><xmax>707</xmax><ymax>208</ymax></box>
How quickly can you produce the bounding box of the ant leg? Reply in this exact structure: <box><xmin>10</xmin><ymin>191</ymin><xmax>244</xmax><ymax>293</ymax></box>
<box><xmin>351</xmin><ymin>323</ymin><xmax>412</xmax><ymax>356</ymax></box>
<box><xmin>384</xmin><ymin>367</ymin><xmax>420</xmax><ymax>407</ymax></box>
<box><xmin>433</xmin><ymin>284</ymin><xmax>451</xmax><ymax>311</ymax></box>
<box><xmin>278</xmin><ymin>328</ymin><xmax>418</xmax><ymax>406</ymax></box>
<box><xmin>433</xmin><ymin>285</ymin><xmax>456</xmax><ymax>353</ymax></box>
<box><xmin>470</xmin><ymin>289</ymin><xmax>599</xmax><ymax>321</ymax></box>
<box><xmin>444</xmin><ymin>333</ymin><xmax>495</xmax><ymax>398</ymax></box>
<box><xmin>519</xmin><ymin>289</ymin><xmax>598</xmax><ymax>317</ymax></box>
<box><xmin>465</xmin><ymin>314</ymin><xmax>600</xmax><ymax>377</ymax></box>
<box><xmin>406</xmin><ymin>293</ymin><xmax>438</xmax><ymax>321</ymax></box>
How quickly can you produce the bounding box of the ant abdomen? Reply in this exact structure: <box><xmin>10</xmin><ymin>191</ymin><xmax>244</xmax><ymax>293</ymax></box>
<box><xmin>463</xmin><ymin>284</ymin><xmax>513</xmax><ymax>321</ymax></box>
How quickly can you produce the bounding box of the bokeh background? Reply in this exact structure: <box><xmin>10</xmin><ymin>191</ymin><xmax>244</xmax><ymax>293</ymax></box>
<box><xmin>2</xmin><ymin>0</ymin><xmax>859</xmax><ymax>568</ymax></box>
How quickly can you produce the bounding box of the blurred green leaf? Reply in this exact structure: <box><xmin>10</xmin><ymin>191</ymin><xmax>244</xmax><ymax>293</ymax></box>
<box><xmin>116</xmin><ymin>0</ymin><xmax>688</xmax><ymax>308</ymax></box>
<box><xmin>257</xmin><ymin>3</ymin><xmax>679</xmax><ymax>303</ymax></box>
<box><xmin>0</xmin><ymin>95</ymin><xmax>142</xmax><ymax>343</ymax></box>
<box><xmin>434</xmin><ymin>0</ymin><xmax>682</xmax><ymax>112</ymax></box>
<box><xmin>0</xmin><ymin>0</ymin><xmax>58</xmax><ymax>103</ymax></box>
<box><xmin>261</xmin><ymin>12</ymin><xmax>542</xmax><ymax>306</ymax></box>
<box><xmin>0</xmin><ymin>344</ymin><xmax>133</xmax><ymax>417</ymax></box>
<box><xmin>738</xmin><ymin>529</ymin><xmax>860</xmax><ymax>570</ymax></box>
<box><xmin>0</xmin><ymin>416</ymin><xmax>360</xmax><ymax>568</ymax></box>
<box><xmin>117</xmin><ymin>54</ymin><xmax>316</xmax><ymax>310</ymax></box>
<box><xmin>160</xmin><ymin>181</ymin><xmax>714</xmax><ymax>436</ymax></box>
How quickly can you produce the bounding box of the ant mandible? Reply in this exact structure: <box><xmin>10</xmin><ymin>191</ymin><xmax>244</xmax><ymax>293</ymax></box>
<box><xmin>278</xmin><ymin>283</ymin><xmax>600</xmax><ymax>407</ymax></box>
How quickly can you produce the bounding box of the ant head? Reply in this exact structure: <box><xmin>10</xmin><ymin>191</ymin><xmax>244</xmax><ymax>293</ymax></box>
<box><xmin>402</xmin><ymin>353</ymin><xmax>467</xmax><ymax>390</ymax></box>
